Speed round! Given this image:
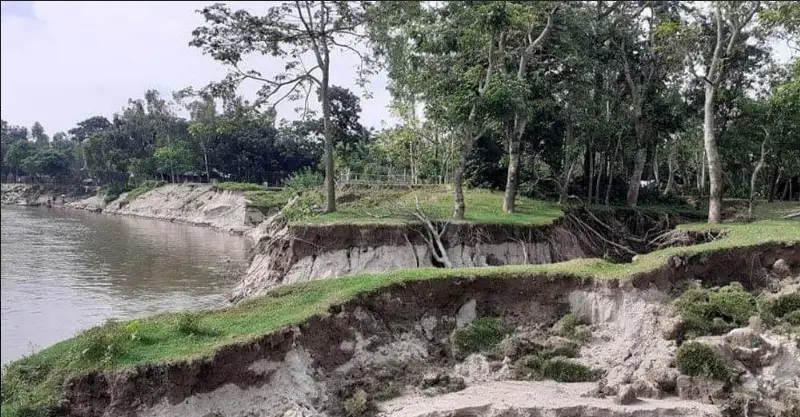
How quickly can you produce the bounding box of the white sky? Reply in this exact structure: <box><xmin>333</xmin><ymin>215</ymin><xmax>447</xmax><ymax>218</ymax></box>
<box><xmin>0</xmin><ymin>1</ymin><xmax>396</xmax><ymax>135</ymax></box>
<box><xmin>1</xmin><ymin>1</ymin><xmax>794</xmax><ymax>136</ymax></box>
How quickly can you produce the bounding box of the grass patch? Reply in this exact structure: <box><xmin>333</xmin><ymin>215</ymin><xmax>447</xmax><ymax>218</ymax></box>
<box><xmin>213</xmin><ymin>182</ymin><xmax>266</xmax><ymax>192</ymax></box>
<box><xmin>759</xmin><ymin>292</ymin><xmax>800</xmax><ymax>327</ymax></box>
<box><xmin>451</xmin><ymin>317</ymin><xmax>509</xmax><ymax>356</ymax></box>
<box><xmin>123</xmin><ymin>180</ymin><xmax>166</xmax><ymax>202</ymax></box>
<box><xmin>294</xmin><ymin>186</ymin><xmax>564</xmax><ymax>226</ymax></box>
<box><xmin>553</xmin><ymin>312</ymin><xmax>591</xmax><ymax>340</ymax></box>
<box><xmin>676</xmin><ymin>342</ymin><xmax>731</xmax><ymax>381</ymax></box>
<box><xmin>675</xmin><ymin>282</ymin><xmax>757</xmax><ymax>338</ymax></box>
<box><xmin>2</xmin><ymin>218</ymin><xmax>798</xmax><ymax>416</ymax></box>
<box><xmin>243</xmin><ymin>190</ymin><xmax>292</xmax><ymax>213</ymax></box>
<box><xmin>514</xmin><ymin>343</ymin><xmax>600</xmax><ymax>383</ymax></box>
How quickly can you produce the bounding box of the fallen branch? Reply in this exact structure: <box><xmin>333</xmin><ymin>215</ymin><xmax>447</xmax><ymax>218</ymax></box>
<box><xmin>782</xmin><ymin>211</ymin><xmax>800</xmax><ymax>219</ymax></box>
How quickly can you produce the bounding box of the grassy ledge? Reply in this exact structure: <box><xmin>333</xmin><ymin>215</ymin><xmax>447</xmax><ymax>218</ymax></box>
<box><xmin>2</xmin><ymin>214</ymin><xmax>798</xmax><ymax>415</ymax></box>
<box><xmin>295</xmin><ymin>187</ymin><xmax>564</xmax><ymax>226</ymax></box>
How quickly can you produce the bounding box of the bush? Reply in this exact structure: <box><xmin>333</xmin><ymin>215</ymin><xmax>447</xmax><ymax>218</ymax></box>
<box><xmin>553</xmin><ymin>312</ymin><xmax>590</xmax><ymax>340</ymax></box>
<box><xmin>176</xmin><ymin>312</ymin><xmax>202</xmax><ymax>336</ymax></box>
<box><xmin>768</xmin><ymin>293</ymin><xmax>800</xmax><ymax>319</ymax></box>
<box><xmin>784</xmin><ymin>310</ymin><xmax>800</xmax><ymax>326</ymax></box>
<box><xmin>70</xmin><ymin>320</ymin><xmax>130</xmax><ymax>365</ymax></box>
<box><xmin>676</xmin><ymin>342</ymin><xmax>731</xmax><ymax>381</ymax></box>
<box><xmin>540</xmin><ymin>359</ymin><xmax>602</xmax><ymax>383</ymax></box>
<box><xmin>285</xmin><ymin>168</ymin><xmax>324</xmax><ymax>192</ymax></box>
<box><xmin>675</xmin><ymin>283</ymin><xmax>757</xmax><ymax>337</ymax></box>
<box><xmin>101</xmin><ymin>182</ymin><xmax>127</xmax><ymax>203</ymax></box>
<box><xmin>343</xmin><ymin>389</ymin><xmax>369</xmax><ymax>417</ymax></box>
<box><xmin>451</xmin><ymin>317</ymin><xmax>509</xmax><ymax>356</ymax></box>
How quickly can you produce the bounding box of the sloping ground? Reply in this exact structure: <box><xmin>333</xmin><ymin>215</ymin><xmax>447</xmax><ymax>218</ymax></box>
<box><xmin>1</xmin><ymin>219</ymin><xmax>797</xmax><ymax>417</ymax></box>
<box><xmin>67</xmin><ymin>183</ymin><xmax>272</xmax><ymax>233</ymax></box>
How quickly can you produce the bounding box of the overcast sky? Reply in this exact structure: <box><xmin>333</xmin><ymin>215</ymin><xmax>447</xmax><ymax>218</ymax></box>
<box><xmin>0</xmin><ymin>1</ymin><xmax>396</xmax><ymax>135</ymax></box>
<box><xmin>1</xmin><ymin>1</ymin><xmax>794</xmax><ymax>137</ymax></box>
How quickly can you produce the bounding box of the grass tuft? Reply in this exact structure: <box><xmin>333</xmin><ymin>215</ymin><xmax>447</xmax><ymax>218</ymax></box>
<box><xmin>676</xmin><ymin>342</ymin><xmax>731</xmax><ymax>381</ymax></box>
<box><xmin>451</xmin><ymin>317</ymin><xmax>509</xmax><ymax>356</ymax></box>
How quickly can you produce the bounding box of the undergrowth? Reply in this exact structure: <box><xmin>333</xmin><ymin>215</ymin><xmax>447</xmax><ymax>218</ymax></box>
<box><xmin>451</xmin><ymin>317</ymin><xmax>509</xmax><ymax>357</ymax></box>
<box><xmin>514</xmin><ymin>342</ymin><xmax>601</xmax><ymax>383</ymax></box>
<box><xmin>676</xmin><ymin>283</ymin><xmax>800</xmax><ymax>338</ymax></box>
<box><xmin>676</xmin><ymin>342</ymin><xmax>731</xmax><ymax>381</ymax></box>
<box><xmin>123</xmin><ymin>180</ymin><xmax>166</xmax><ymax>202</ymax></box>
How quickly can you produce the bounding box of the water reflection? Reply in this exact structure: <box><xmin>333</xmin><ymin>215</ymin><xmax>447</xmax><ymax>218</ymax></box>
<box><xmin>1</xmin><ymin>206</ymin><xmax>249</xmax><ymax>365</ymax></box>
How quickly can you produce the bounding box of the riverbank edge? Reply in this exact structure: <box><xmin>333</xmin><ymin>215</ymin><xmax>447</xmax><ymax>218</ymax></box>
<box><xmin>1</xmin><ymin>218</ymin><xmax>797</xmax><ymax>417</ymax></box>
<box><xmin>0</xmin><ymin>183</ymin><xmax>268</xmax><ymax>236</ymax></box>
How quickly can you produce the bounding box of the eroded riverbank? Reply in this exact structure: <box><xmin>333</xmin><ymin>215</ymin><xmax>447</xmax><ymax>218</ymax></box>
<box><xmin>1</xmin><ymin>217</ymin><xmax>797</xmax><ymax>417</ymax></box>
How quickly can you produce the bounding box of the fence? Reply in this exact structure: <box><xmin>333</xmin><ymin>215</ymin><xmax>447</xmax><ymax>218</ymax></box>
<box><xmin>336</xmin><ymin>171</ymin><xmax>454</xmax><ymax>187</ymax></box>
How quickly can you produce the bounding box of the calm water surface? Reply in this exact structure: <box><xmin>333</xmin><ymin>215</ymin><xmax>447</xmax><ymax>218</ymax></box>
<box><xmin>0</xmin><ymin>205</ymin><xmax>249</xmax><ymax>365</ymax></box>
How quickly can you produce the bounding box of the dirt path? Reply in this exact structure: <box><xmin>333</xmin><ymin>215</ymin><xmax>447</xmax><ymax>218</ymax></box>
<box><xmin>379</xmin><ymin>381</ymin><xmax>721</xmax><ymax>417</ymax></box>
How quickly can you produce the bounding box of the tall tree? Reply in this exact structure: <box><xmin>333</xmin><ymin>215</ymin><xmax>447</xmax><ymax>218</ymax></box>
<box><xmin>190</xmin><ymin>1</ymin><xmax>374</xmax><ymax>213</ymax></box>
<box><xmin>692</xmin><ymin>1</ymin><xmax>760</xmax><ymax>223</ymax></box>
<box><xmin>370</xmin><ymin>1</ymin><xmax>504</xmax><ymax>219</ymax></box>
<box><xmin>31</xmin><ymin>121</ymin><xmax>48</xmax><ymax>146</ymax></box>
<box><xmin>500</xmin><ymin>3</ymin><xmax>559</xmax><ymax>213</ymax></box>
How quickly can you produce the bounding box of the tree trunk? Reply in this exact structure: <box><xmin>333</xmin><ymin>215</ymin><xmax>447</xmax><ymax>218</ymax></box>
<box><xmin>663</xmin><ymin>145</ymin><xmax>676</xmax><ymax>196</ymax></box>
<box><xmin>703</xmin><ymin>83</ymin><xmax>722</xmax><ymax>223</ymax></box>
<box><xmin>652</xmin><ymin>146</ymin><xmax>660</xmax><ymax>190</ymax></box>
<box><xmin>748</xmin><ymin>136</ymin><xmax>768</xmax><ymax>217</ymax></box>
<box><xmin>700</xmin><ymin>149</ymin><xmax>707</xmax><ymax>196</ymax></box>
<box><xmin>605</xmin><ymin>134</ymin><xmax>620</xmax><ymax>206</ymax></box>
<box><xmin>595</xmin><ymin>152</ymin><xmax>604</xmax><ymax>204</ymax></box>
<box><xmin>453</xmin><ymin>143</ymin><xmax>471</xmax><ymax>220</ymax></box>
<box><xmin>768</xmin><ymin>167</ymin><xmax>778</xmax><ymax>202</ymax></box>
<box><xmin>626</xmin><ymin>148</ymin><xmax>647</xmax><ymax>206</ymax></box>
<box><xmin>321</xmin><ymin>70</ymin><xmax>336</xmax><ymax>213</ymax></box>
<box><xmin>502</xmin><ymin>127</ymin><xmax>522</xmax><ymax>213</ymax></box>
<box><xmin>586</xmin><ymin>146</ymin><xmax>594</xmax><ymax>205</ymax></box>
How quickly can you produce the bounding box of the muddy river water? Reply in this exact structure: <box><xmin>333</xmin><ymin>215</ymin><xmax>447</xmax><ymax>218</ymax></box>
<box><xmin>0</xmin><ymin>205</ymin><xmax>249</xmax><ymax>365</ymax></box>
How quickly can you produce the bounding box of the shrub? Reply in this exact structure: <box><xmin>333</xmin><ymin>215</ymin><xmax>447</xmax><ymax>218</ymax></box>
<box><xmin>768</xmin><ymin>293</ymin><xmax>800</xmax><ymax>319</ymax></box>
<box><xmin>675</xmin><ymin>283</ymin><xmax>757</xmax><ymax>337</ymax></box>
<box><xmin>708</xmin><ymin>283</ymin><xmax>757</xmax><ymax>324</ymax></box>
<box><xmin>285</xmin><ymin>168</ymin><xmax>324</xmax><ymax>192</ymax></box>
<box><xmin>176</xmin><ymin>312</ymin><xmax>202</xmax><ymax>336</ymax></box>
<box><xmin>553</xmin><ymin>312</ymin><xmax>590</xmax><ymax>340</ymax></box>
<box><xmin>784</xmin><ymin>310</ymin><xmax>800</xmax><ymax>326</ymax></box>
<box><xmin>70</xmin><ymin>320</ymin><xmax>129</xmax><ymax>366</ymax></box>
<box><xmin>343</xmin><ymin>389</ymin><xmax>369</xmax><ymax>417</ymax></box>
<box><xmin>676</xmin><ymin>342</ymin><xmax>730</xmax><ymax>381</ymax></box>
<box><xmin>451</xmin><ymin>317</ymin><xmax>509</xmax><ymax>355</ymax></box>
<box><xmin>539</xmin><ymin>359</ymin><xmax>602</xmax><ymax>383</ymax></box>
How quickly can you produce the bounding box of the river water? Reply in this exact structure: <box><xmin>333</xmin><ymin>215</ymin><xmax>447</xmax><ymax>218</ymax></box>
<box><xmin>0</xmin><ymin>205</ymin><xmax>250</xmax><ymax>365</ymax></box>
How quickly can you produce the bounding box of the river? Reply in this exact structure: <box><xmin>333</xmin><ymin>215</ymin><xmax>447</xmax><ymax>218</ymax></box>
<box><xmin>0</xmin><ymin>205</ymin><xmax>250</xmax><ymax>365</ymax></box>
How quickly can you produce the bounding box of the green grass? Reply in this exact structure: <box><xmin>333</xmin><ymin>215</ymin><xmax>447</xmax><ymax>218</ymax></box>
<box><xmin>451</xmin><ymin>317</ymin><xmax>509</xmax><ymax>357</ymax></box>
<box><xmin>213</xmin><ymin>182</ymin><xmax>268</xmax><ymax>192</ymax></box>
<box><xmin>676</xmin><ymin>342</ymin><xmax>732</xmax><ymax>381</ymax></box>
<box><xmin>123</xmin><ymin>180</ymin><xmax>167</xmax><ymax>202</ymax></box>
<box><xmin>243</xmin><ymin>190</ymin><xmax>293</xmax><ymax>213</ymax></box>
<box><xmin>2</xmin><ymin>216</ymin><xmax>798</xmax><ymax>416</ymax></box>
<box><xmin>295</xmin><ymin>186</ymin><xmax>564</xmax><ymax>226</ymax></box>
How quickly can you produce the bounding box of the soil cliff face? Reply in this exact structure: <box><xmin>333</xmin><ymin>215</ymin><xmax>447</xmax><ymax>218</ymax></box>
<box><xmin>57</xmin><ymin>242</ymin><xmax>799</xmax><ymax>417</ymax></box>
<box><xmin>101</xmin><ymin>184</ymin><xmax>266</xmax><ymax>233</ymax></box>
<box><xmin>233</xmin><ymin>209</ymin><xmax>683</xmax><ymax>301</ymax></box>
<box><xmin>65</xmin><ymin>183</ymin><xmax>267</xmax><ymax>233</ymax></box>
